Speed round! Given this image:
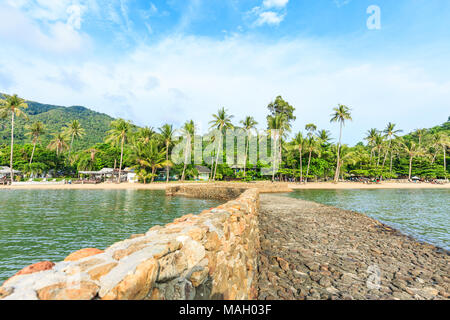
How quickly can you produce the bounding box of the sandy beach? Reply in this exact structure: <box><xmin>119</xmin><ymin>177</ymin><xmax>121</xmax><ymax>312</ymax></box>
<box><xmin>1</xmin><ymin>181</ymin><xmax>448</xmax><ymax>190</ymax></box>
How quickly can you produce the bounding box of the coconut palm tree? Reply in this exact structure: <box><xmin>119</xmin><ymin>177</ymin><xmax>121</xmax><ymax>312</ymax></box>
<box><xmin>291</xmin><ymin>131</ymin><xmax>305</xmax><ymax>182</ymax></box>
<box><xmin>374</xmin><ymin>133</ymin><xmax>385</xmax><ymax>167</ymax></box>
<box><xmin>106</xmin><ymin>119</ymin><xmax>132</xmax><ymax>183</ymax></box>
<box><xmin>48</xmin><ymin>133</ymin><xmax>69</xmax><ymax>156</ymax></box>
<box><xmin>381</xmin><ymin>122</ymin><xmax>402</xmax><ymax>171</ymax></box>
<box><xmin>304</xmin><ymin>136</ymin><xmax>320</xmax><ymax>183</ymax></box>
<box><xmin>336</xmin><ymin>145</ymin><xmax>357</xmax><ymax>180</ymax></box>
<box><xmin>209</xmin><ymin>107</ymin><xmax>234</xmax><ymax>181</ymax></box>
<box><xmin>64</xmin><ymin>120</ymin><xmax>85</xmax><ymax>162</ymax></box>
<box><xmin>267</xmin><ymin>113</ymin><xmax>289</xmax><ymax>181</ymax></box>
<box><xmin>131</xmin><ymin>140</ymin><xmax>166</xmax><ymax>183</ymax></box>
<box><xmin>25</xmin><ymin>121</ymin><xmax>45</xmax><ymax>165</ymax></box>
<box><xmin>433</xmin><ymin>132</ymin><xmax>450</xmax><ymax>177</ymax></box>
<box><xmin>316</xmin><ymin>129</ymin><xmax>332</xmax><ymax>146</ymax></box>
<box><xmin>0</xmin><ymin>94</ymin><xmax>28</xmax><ymax>183</ymax></box>
<box><xmin>402</xmin><ymin>140</ymin><xmax>423</xmax><ymax>180</ymax></box>
<box><xmin>330</xmin><ymin>104</ymin><xmax>352</xmax><ymax>182</ymax></box>
<box><xmin>180</xmin><ymin>120</ymin><xmax>195</xmax><ymax>181</ymax></box>
<box><xmin>239</xmin><ymin>116</ymin><xmax>258</xmax><ymax>177</ymax></box>
<box><xmin>365</xmin><ymin>128</ymin><xmax>379</xmax><ymax>163</ymax></box>
<box><xmin>414</xmin><ymin>128</ymin><xmax>427</xmax><ymax>147</ymax></box>
<box><xmin>159</xmin><ymin>124</ymin><xmax>176</xmax><ymax>183</ymax></box>
<box><xmin>136</xmin><ymin>126</ymin><xmax>155</xmax><ymax>144</ymax></box>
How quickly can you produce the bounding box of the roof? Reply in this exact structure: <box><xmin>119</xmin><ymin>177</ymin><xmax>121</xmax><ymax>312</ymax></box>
<box><xmin>195</xmin><ymin>165</ymin><xmax>211</xmax><ymax>174</ymax></box>
<box><xmin>0</xmin><ymin>167</ymin><xmax>21</xmax><ymax>174</ymax></box>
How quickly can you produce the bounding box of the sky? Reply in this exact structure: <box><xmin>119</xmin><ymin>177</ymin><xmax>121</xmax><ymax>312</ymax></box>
<box><xmin>0</xmin><ymin>0</ymin><xmax>449</xmax><ymax>145</ymax></box>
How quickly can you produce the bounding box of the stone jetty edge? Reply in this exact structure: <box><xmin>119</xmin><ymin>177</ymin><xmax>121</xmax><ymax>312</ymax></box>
<box><xmin>1</xmin><ymin>184</ymin><xmax>292</xmax><ymax>300</ymax></box>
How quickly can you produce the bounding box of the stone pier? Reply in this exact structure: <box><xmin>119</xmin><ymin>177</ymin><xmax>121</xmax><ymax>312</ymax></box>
<box><xmin>257</xmin><ymin>194</ymin><xmax>449</xmax><ymax>300</ymax></box>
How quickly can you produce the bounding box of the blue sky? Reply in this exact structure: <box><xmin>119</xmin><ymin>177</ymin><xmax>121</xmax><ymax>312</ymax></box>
<box><xmin>0</xmin><ymin>0</ymin><xmax>449</xmax><ymax>145</ymax></box>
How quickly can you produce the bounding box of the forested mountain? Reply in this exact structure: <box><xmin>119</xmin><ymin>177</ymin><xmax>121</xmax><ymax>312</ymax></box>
<box><xmin>0</xmin><ymin>95</ymin><xmax>114</xmax><ymax>150</ymax></box>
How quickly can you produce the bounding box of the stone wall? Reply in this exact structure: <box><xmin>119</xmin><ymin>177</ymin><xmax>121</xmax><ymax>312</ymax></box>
<box><xmin>0</xmin><ymin>187</ymin><xmax>260</xmax><ymax>300</ymax></box>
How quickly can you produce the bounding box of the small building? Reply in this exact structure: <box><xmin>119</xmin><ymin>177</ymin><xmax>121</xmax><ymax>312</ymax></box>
<box><xmin>195</xmin><ymin>165</ymin><xmax>211</xmax><ymax>181</ymax></box>
<box><xmin>0</xmin><ymin>166</ymin><xmax>21</xmax><ymax>179</ymax></box>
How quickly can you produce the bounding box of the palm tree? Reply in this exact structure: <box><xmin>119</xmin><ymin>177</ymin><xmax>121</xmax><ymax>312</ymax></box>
<box><xmin>106</xmin><ymin>119</ymin><xmax>132</xmax><ymax>183</ymax></box>
<box><xmin>374</xmin><ymin>133</ymin><xmax>385</xmax><ymax>167</ymax></box>
<box><xmin>402</xmin><ymin>140</ymin><xmax>423</xmax><ymax>180</ymax></box>
<box><xmin>381</xmin><ymin>122</ymin><xmax>402</xmax><ymax>171</ymax></box>
<box><xmin>180</xmin><ymin>120</ymin><xmax>195</xmax><ymax>181</ymax></box>
<box><xmin>433</xmin><ymin>132</ymin><xmax>450</xmax><ymax>177</ymax></box>
<box><xmin>365</xmin><ymin>128</ymin><xmax>379</xmax><ymax>163</ymax></box>
<box><xmin>304</xmin><ymin>136</ymin><xmax>320</xmax><ymax>183</ymax></box>
<box><xmin>0</xmin><ymin>94</ymin><xmax>28</xmax><ymax>183</ymax></box>
<box><xmin>240</xmin><ymin>116</ymin><xmax>258</xmax><ymax>177</ymax></box>
<box><xmin>415</xmin><ymin>128</ymin><xmax>427</xmax><ymax>147</ymax></box>
<box><xmin>292</xmin><ymin>131</ymin><xmax>305</xmax><ymax>182</ymax></box>
<box><xmin>25</xmin><ymin>121</ymin><xmax>45</xmax><ymax>165</ymax></box>
<box><xmin>131</xmin><ymin>140</ymin><xmax>166</xmax><ymax>183</ymax></box>
<box><xmin>136</xmin><ymin>126</ymin><xmax>155</xmax><ymax>144</ymax></box>
<box><xmin>336</xmin><ymin>145</ymin><xmax>357</xmax><ymax>180</ymax></box>
<box><xmin>209</xmin><ymin>107</ymin><xmax>234</xmax><ymax>181</ymax></box>
<box><xmin>48</xmin><ymin>133</ymin><xmax>69</xmax><ymax>156</ymax></box>
<box><xmin>159</xmin><ymin>124</ymin><xmax>176</xmax><ymax>183</ymax></box>
<box><xmin>330</xmin><ymin>104</ymin><xmax>352</xmax><ymax>182</ymax></box>
<box><xmin>64</xmin><ymin>120</ymin><xmax>85</xmax><ymax>162</ymax></box>
<box><xmin>316</xmin><ymin>129</ymin><xmax>332</xmax><ymax>146</ymax></box>
<box><xmin>267</xmin><ymin>113</ymin><xmax>289</xmax><ymax>181</ymax></box>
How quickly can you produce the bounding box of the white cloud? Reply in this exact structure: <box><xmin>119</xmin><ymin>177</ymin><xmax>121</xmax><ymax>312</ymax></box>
<box><xmin>250</xmin><ymin>0</ymin><xmax>288</xmax><ymax>27</ymax></box>
<box><xmin>262</xmin><ymin>0</ymin><xmax>289</xmax><ymax>9</ymax></box>
<box><xmin>0</xmin><ymin>4</ymin><xmax>90</xmax><ymax>53</ymax></box>
<box><xmin>255</xmin><ymin>11</ymin><xmax>286</xmax><ymax>26</ymax></box>
<box><xmin>333</xmin><ymin>0</ymin><xmax>351</xmax><ymax>8</ymax></box>
<box><xmin>67</xmin><ymin>4</ymin><xmax>85</xmax><ymax>29</ymax></box>
<box><xmin>1</xmin><ymin>34</ymin><xmax>449</xmax><ymax>144</ymax></box>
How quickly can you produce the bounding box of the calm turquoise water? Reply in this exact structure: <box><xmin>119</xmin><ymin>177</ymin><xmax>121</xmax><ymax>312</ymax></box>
<box><xmin>0</xmin><ymin>190</ymin><xmax>222</xmax><ymax>282</ymax></box>
<box><xmin>285</xmin><ymin>189</ymin><xmax>450</xmax><ymax>251</ymax></box>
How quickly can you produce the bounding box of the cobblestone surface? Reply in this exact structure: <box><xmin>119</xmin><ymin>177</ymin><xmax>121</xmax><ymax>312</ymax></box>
<box><xmin>257</xmin><ymin>194</ymin><xmax>450</xmax><ymax>300</ymax></box>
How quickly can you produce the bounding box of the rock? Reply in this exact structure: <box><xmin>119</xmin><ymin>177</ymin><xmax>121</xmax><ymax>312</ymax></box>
<box><xmin>37</xmin><ymin>281</ymin><xmax>99</xmax><ymax>300</ymax></box>
<box><xmin>102</xmin><ymin>258</ymin><xmax>158</xmax><ymax>300</ymax></box>
<box><xmin>190</xmin><ymin>267</ymin><xmax>209</xmax><ymax>287</ymax></box>
<box><xmin>319</xmin><ymin>277</ymin><xmax>331</xmax><ymax>287</ymax></box>
<box><xmin>88</xmin><ymin>262</ymin><xmax>118</xmax><ymax>281</ymax></box>
<box><xmin>64</xmin><ymin>248</ymin><xmax>104</xmax><ymax>262</ymax></box>
<box><xmin>15</xmin><ymin>261</ymin><xmax>55</xmax><ymax>276</ymax></box>
<box><xmin>276</xmin><ymin>257</ymin><xmax>290</xmax><ymax>271</ymax></box>
<box><xmin>0</xmin><ymin>287</ymin><xmax>13</xmax><ymax>299</ymax></box>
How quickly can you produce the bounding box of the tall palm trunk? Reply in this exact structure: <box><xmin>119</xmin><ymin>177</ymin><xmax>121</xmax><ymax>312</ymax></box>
<box><xmin>166</xmin><ymin>141</ymin><xmax>170</xmax><ymax>183</ymax></box>
<box><xmin>408</xmin><ymin>155</ymin><xmax>413</xmax><ymax>180</ymax></box>
<box><xmin>29</xmin><ymin>140</ymin><xmax>37</xmax><ymax>165</ymax></box>
<box><xmin>272</xmin><ymin>133</ymin><xmax>278</xmax><ymax>182</ymax></box>
<box><xmin>213</xmin><ymin>130</ymin><xmax>222</xmax><ymax>181</ymax></box>
<box><xmin>299</xmin><ymin>146</ymin><xmax>303</xmax><ymax>183</ymax></box>
<box><xmin>243</xmin><ymin>136</ymin><xmax>248</xmax><ymax>177</ymax></box>
<box><xmin>10</xmin><ymin>112</ymin><xmax>15</xmax><ymax>184</ymax></box>
<box><xmin>181</xmin><ymin>136</ymin><xmax>190</xmax><ymax>181</ymax></box>
<box><xmin>382</xmin><ymin>140</ymin><xmax>391</xmax><ymax>169</ymax></box>
<box><xmin>118</xmin><ymin>136</ymin><xmax>124</xmax><ymax>183</ymax></box>
<box><xmin>389</xmin><ymin>152</ymin><xmax>394</xmax><ymax>174</ymax></box>
<box><xmin>306</xmin><ymin>149</ymin><xmax>312</xmax><ymax>183</ymax></box>
<box><xmin>68</xmin><ymin>133</ymin><xmax>75</xmax><ymax>163</ymax></box>
<box><xmin>444</xmin><ymin>145</ymin><xmax>447</xmax><ymax>178</ymax></box>
<box><xmin>333</xmin><ymin>122</ymin><xmax>342</xmax><ymax>183</ymax></box>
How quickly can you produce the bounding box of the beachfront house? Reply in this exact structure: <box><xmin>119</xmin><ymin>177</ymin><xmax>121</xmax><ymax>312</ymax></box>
<box><xmin>195</xmin><ymin>165</ymin><xmax>211</xmax><ymax>181</ymax></box>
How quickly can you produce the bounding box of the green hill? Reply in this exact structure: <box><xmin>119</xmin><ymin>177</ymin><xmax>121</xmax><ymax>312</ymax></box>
<box><xmin>0</xmin><ymin>95</ymin><xmax>115</xmax><ymax>151</ymax></box>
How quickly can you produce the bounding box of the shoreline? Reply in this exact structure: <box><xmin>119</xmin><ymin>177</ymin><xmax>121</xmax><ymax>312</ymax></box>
<box><xmin>1</xmin><ymin>181</ymin><xmax>449</xmax><ymax>190</ymax></box>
